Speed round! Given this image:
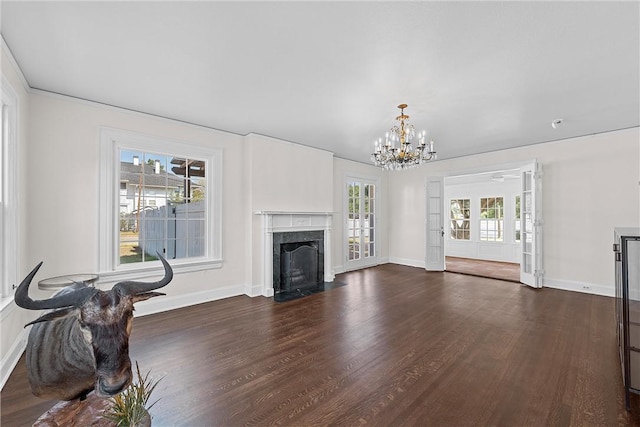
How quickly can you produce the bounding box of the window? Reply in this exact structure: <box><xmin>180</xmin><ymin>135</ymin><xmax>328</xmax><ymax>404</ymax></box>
<box><xmin>119</xmin><ymin>150</ymin><xmax>206</xmax><ymax>264</ymax></box>
<box><xmin>479</xmin><ymin>197</ymin><xmax>504</xmax><ymax>241</ymax></box>
<box><xmin>450</xmin><ymin>199</ymin><xmax>470</xmax><ymax>240</ymax></box>
<box><xmin>514</xmin><ymin>195</ymin><xmax>521</xmax><ymax>243</ymax></box>
<box><xmin>100</xmin><ymin>128</ymin><xmax>222</xmax><ymax>278</ymax></box>
<box><xmin>1</xmin><ymin>77</ymin><xmax>18</xmax><ymax>299</ymax></box>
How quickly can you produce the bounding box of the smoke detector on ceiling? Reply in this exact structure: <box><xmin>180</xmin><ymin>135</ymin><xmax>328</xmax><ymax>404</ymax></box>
<box><xmin>551</xmin><ymin>118</ymin><xmax>563</xmax><ymax>129</ymax></box>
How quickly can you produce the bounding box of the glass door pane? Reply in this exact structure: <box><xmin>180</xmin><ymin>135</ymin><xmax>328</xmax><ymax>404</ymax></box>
<box><xmin>520</xmin><ymin>162</ymin><xmax>542</xmax><ymax>288</ymax></box>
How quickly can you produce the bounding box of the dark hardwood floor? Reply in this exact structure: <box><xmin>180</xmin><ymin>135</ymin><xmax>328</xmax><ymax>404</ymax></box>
<box><xmin>2</xmin><ymin>264</ymin><xmax>639</xmax><ymax>426</ymax></box>
<box><xmin>446</xmin><ymin>256</ymin><xmax>520</xmax><ymax>283</ymax></box>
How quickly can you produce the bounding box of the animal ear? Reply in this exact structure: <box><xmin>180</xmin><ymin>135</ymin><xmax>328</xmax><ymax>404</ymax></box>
<box><xmin>132</xmin><ymin>292</ymin><xmax>166</xmax><ymax>303</ymax></box>
<box><xmin>25</xmin><ymin>308</ymin><xmax>76</xmax><ymax>327</ymax></box>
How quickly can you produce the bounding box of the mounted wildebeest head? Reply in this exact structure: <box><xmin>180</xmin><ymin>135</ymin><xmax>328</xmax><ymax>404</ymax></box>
<box><xmin>14</xmin><ymin>253</ymin><xmax>172</xmax><ymax>401</ymax></box>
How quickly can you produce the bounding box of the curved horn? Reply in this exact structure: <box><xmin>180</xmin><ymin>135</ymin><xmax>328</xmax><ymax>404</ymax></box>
<box><xmin>113</xmin><ymin>252</ymin><xmax>173</xmax><ymax>296</ymax></box>
<box><xmin>15</xmin><ymin>262</ymin><xmax>98</xmax><ymax>310</ymax></box>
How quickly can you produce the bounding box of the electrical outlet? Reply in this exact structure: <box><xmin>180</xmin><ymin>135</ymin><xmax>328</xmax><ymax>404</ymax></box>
<box><xmin>582</xmin><ymin>285</ymin><xmax>591</xmax><ymax>290</ymax></box>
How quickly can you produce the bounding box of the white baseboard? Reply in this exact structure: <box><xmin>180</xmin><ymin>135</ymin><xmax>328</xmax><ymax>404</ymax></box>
<box><xmin>1</xmin><ymin>328</ymin><xmax>27</xmax><ymax>391</ymax></box>
<box><xmin>385</xmin><ymin>259</ymin><xmax>614</xmax><ymax>298</ymax></box>
<box><xmin>333</xmin><ymin>264</ymin><xmax>345</xmax><ymax>274</ymax></box>
<box><xmin>543</xmin><ymin>277</ymin><xmax>614</xmax><ymax>297</ymax></box>
<box><xmin>244</xmin><ymin>283</ymin><xmax>265</xmax><ymax>297</ymax></box>
<box><xmin>332</xmin><ymin>256</ymin><xmax>390</xmax><ymax>276</ymax></box>
<box><xmin>134</xmin><ymin>284</ymin><xmax>246</xmax><ymax>317</ymax></box>
<box><xmin>388</xmin><ymin>257</ymin><xmax>425</xmax><ymax>269</ymax></box>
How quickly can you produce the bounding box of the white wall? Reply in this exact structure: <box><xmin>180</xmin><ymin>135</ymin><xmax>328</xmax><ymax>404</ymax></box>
<box><xmin>246</xmin><ymin>133</ymin><xmax>334</xmax><ymax>213</ymax></box>
<box><xmin>388</xmin><ymin>127</ymin><xmax>640</xmax><ymax>295</ymax></box>
<box><xmin>27</xmin><ymin>93</ymin><xmax>248</xmax><ymax>300</ymax></box>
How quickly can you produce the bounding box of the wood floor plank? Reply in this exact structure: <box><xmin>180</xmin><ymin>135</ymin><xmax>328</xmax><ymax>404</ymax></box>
<box><xmin>445</xmin><ymin>256</ymin><xmax>520</xmax><ymax>282</ymax></box>
<box><xmin>2</xmin><ymin>264</ymin><xmax>639</xmax><ymax>426</ymax></box>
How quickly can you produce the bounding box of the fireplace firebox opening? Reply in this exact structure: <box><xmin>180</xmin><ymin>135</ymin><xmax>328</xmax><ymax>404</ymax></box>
<box><xmin>280</xmin><ymin>241</ymin><xmax>320</xmax><ymax>291</ymax></box>
<box><xmin>272</xmin><ymin>230</ymin><xmax>325</xmax><ymax>300</ymax></box>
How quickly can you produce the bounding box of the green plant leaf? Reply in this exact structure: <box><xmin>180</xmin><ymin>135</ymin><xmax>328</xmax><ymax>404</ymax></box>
<box><xmin>102</xmin><ymin>361</ymin><xmax>163</xmax><ymax>426</ymax></box>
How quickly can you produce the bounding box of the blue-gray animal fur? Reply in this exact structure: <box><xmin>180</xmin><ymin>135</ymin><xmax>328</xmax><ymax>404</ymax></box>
<box><xmin>14</xmin><ymin>254</ymin><xmax>172</xmax><ymax>401</ymax></box>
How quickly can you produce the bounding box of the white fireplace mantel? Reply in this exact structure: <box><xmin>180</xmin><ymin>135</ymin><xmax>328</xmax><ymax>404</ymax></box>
<box><xmin>256</xmin><ymin>211</ymin><xmax>335</xmax><ymax>297</ymax></box>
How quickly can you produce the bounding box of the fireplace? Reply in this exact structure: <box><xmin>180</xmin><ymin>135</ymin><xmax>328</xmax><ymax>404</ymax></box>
<box><xmin>273</xmin><ymin>230</ymin><xmax>324</xmax><ymax>296</ymax></box>
<box><xmin>255</xmin><ymin>211</ymin><xmax>335</xmax><ymax>298</ymax></box>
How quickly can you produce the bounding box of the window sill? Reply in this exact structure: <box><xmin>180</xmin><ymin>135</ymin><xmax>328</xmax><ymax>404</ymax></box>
<box><xmin>98</xmin><ymin>258</ymin><xmax>223</xmax><ymax>286</ymax></box>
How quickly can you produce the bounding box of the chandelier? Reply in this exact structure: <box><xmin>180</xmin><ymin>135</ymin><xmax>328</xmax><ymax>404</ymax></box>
<box><xmin>371</xmin><ymin>104</ymin><xmax>436</xmax><ymax>170</ymax></box>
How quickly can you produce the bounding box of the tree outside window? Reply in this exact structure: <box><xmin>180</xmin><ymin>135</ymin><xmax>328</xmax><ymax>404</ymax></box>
<box><xmin>479</xmin><ymin>197</ymin><xmax>504</xmax><ymax>241</ymax></box>
<box><xmin>450</xmin><ymin>199</ymin><xmax>470</xmax><ymax>240</ymax></box>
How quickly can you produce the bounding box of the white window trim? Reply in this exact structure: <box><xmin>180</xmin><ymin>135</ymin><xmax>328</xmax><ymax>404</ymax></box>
<box><xmin>99</xmin><ymin>127</ymin><xmax>223</xmax><ymax>284</ymax></box>
<box><xmin>1</xmin><ymin>75</ymin><xmax>19</xmax><ymax>302</ymax></box>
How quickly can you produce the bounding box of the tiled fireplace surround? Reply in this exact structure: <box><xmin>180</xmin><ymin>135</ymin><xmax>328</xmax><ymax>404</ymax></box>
<box><xmin>256</xmin><ymin>211</ymin><xmax>334</xmax><ymax>297</ymax></box>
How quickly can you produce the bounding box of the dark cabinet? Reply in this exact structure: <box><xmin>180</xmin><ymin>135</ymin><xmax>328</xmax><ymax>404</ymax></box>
<box><xmin>614</xmin><ymin>228</ymin><xmax>640</xmax><ymax>411</ymax></box>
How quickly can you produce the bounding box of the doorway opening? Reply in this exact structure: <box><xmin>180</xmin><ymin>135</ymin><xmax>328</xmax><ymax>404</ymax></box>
<box><xmin>426</xmin><ymin>160</ymin><xmax>542</xmax><ymax>287</ymax></box>
<box><xmin>444</xmin><ymin>168</ymin><xmax>521</xmax><ymax>282</ymax></box>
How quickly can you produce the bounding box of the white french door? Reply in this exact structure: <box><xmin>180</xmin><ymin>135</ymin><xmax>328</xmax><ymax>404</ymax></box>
<box><xmin>425</xmin><ymin>177</ymin><xmax>445</xmax><ymax>271</ymax></box>
<box><xmin>345</xmin><ymin>178</ymin><xmax>378</xmax><ymax>270</ymax></box>
<box><xmin>520</xmin><ymin>161</ymin><xmax>543</xmax><ymax>287</ymax></box>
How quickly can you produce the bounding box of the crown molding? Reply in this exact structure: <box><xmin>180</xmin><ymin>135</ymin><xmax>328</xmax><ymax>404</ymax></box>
<box><xmin>1</xmin><ymin>35</ymin><xmax>30</xmax><ymax>91</ymax></box>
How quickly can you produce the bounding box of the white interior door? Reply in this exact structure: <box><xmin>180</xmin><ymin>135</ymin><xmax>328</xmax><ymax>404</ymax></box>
<box><xmin>425</xmin><ymin>177</ymin><xmax>445</xmax><ymax>271</ymax></box>
<box><xmin>520</xmin><ymin>161</ymin><xmax>543</xmax><ymax>287</ymax></box>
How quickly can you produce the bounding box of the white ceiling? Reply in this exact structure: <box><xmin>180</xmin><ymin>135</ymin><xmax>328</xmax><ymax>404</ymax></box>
<box><xmin>1</xmin><ymin>1</ymin><xmax>638</xmax><ymax>164</ymax></box>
